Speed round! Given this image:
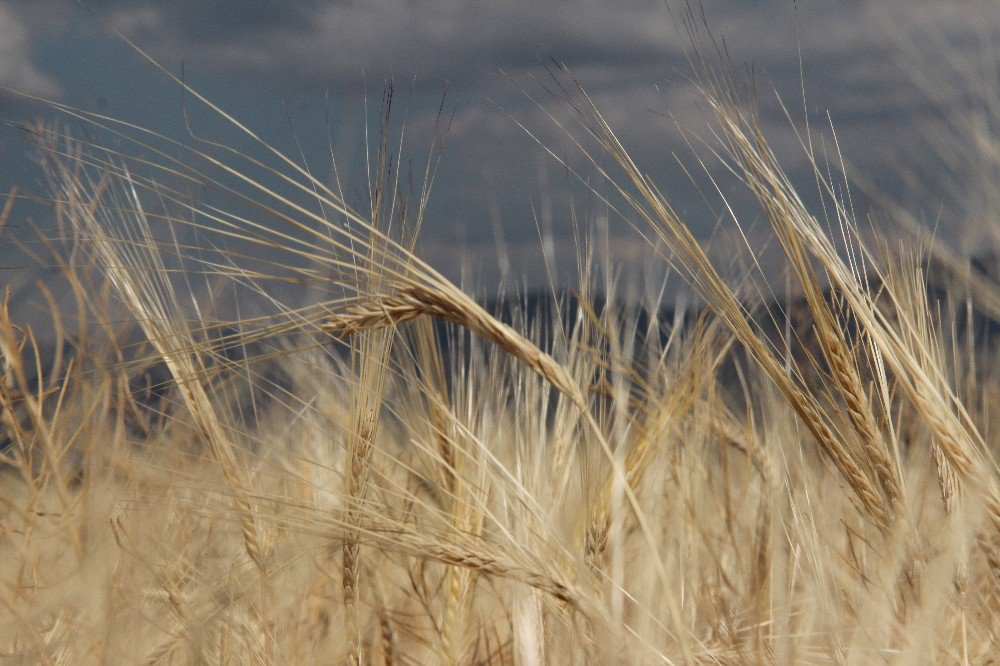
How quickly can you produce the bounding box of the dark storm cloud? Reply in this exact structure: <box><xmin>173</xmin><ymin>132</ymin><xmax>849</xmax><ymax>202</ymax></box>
<box><xmin>76</xmin><ymin>0</ymin><xmax>688</xmax><ymax>95</ymax></box>
<box><xmin>5</xmin><ymin>1</ymin><xmax>990</xmax><ymax>127</ymax></box>
<box><xmin>36</xmin><ymin>1</ymin><xmax>987</xmax><ymax>97</ymax></box>
<box><xmin>1</xmin><ymin>0</ymin><xmax>998</xmax><ymax>286</ymax></box>
<box><xmin>114</xmin><ymin>1</ymin><xmax>322</xmax><ymax>40</ymax></box>
<box><xmin>7</xmin><ymin>0</ymin><xmax>324</xmax><ymax>36</ymax></box>
<box><xmin>4</xmin><ymin>0</ymin><xmax>994</xmax><ymax>127</ymax></box>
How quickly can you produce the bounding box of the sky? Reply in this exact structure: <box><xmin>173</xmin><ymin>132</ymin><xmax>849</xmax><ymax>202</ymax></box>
<box><xmin>1</xmin><ymin>1</ymin><xmax>998</xmax><ymax>302</ymax></box>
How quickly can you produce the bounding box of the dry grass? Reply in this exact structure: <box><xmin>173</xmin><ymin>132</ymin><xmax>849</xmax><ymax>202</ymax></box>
<box><xmin>2</xmin><ymin>21</ymin><xmax>1000</xmax><ymax>665</ymax></box>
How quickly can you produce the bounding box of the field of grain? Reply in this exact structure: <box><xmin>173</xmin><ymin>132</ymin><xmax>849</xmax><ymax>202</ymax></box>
<box><xmin>1</xmin><ymin>14</ymin><xmax>999</xmax><ymax>665</ymax></box>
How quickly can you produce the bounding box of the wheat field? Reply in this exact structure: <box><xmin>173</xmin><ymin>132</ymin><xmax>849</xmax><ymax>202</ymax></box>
<box><xmin>1</xmin><ymin>16</ymin><xmax>999</xmax><ymax>665</ymax></box>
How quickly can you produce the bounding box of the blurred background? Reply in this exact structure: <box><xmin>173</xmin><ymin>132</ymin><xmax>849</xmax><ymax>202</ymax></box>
<box><xmin>1</xmin><ymin>1</ymin><xmax>997</xmax><ymax>306</ymax></box>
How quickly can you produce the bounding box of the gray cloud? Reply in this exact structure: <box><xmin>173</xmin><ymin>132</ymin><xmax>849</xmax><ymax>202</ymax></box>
<box><xmin>0</xmin><ymin>6</ymin><xmax>60</xmax><ymax>98</ymax></box>
<box><xmin>2</xmin><ymin>0</ymin><xmax>997</xmax><ymax>287</ymax></box>
<box><xmin>68</xmin><ymin>0</ymin><xmax>686</xmax><ymax>96</ymax></box>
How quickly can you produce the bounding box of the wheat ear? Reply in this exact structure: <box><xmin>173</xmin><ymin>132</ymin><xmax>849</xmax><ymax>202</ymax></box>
<box><xmin>325</xmin><ymin>284</ymin><xmax>587</xmax><ymax>411</ymax></box>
